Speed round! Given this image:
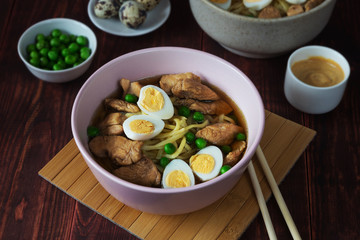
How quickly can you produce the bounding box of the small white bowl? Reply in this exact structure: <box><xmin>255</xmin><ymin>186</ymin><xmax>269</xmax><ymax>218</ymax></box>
<box><xmin>18</xmin><ymin>18</ymin><xmax>97</xmax><ymax>83</ymax></box>
<box><xmin>284</xmin><ymin>45</ymin><xmax>350</xmax><ymax>114</ymax></box>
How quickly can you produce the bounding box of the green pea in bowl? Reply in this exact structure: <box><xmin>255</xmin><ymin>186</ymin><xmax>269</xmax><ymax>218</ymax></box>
<box><xmin>18</xmin><ymin>18</ymin><xmax>97</xmax><ymax>83</ymax></box>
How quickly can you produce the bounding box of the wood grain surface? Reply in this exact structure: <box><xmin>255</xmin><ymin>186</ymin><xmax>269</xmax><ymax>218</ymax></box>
<box><xmin>0</xmin><ymin>0</ymin><xmax>359</xmax><ymax>239</ymax></box>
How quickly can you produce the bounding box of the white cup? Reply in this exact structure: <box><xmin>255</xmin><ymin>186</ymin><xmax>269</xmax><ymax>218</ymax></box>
<box><xmin>284</xmin><ymin>45</ymin><xmax>350</xmax><ymax>114</ymax></box>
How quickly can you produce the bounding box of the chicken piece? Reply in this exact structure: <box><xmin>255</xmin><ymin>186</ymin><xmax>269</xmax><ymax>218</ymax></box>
<box><xmin>102</xmin><ymin>125</ymin><xmax>124</xmax><ymax>135</ymax></box>
<box><xmin>195</xmin><ymin>122</ymin><xmax>243</xmax><ymax>146</ymax></box>
<box><xmin>99</xmin><ymin>112</ymin><xmax>127</xmax><ymax>129</ymax></box>
<box><xmin>305</xmin><ymin>0</ymin><xmax>323</xmax><ymax>11</ymax></box>
<box><xmin>171</xmin><ymin>78</ymin><xmax>219</xmax><ymax>101</ymax></box>
<box><xmin>120</xmin><ymin>78</ymin><xmax>131</xmax><ymax>98</ymax></box>
<box><xmin>99</xmin><ymin>112</ymin><xmax>127</xmax><ymax>135</ymax></box>
<box><xmin>128</xmin><ymin>82</ymin><xmax>142</xmax><ymax>97</ymax></box>
<box><xmin>287</xmin><ymin>4</ymin><xmax>304</xmax><ymax>16</ymax></box>
<box><xmin>160</xmin><ymin>72</ymin><xmax>201</xmax><ymax>94</ymax></box>
<box><xmin>174</xmin><ymin>98</ymin><xmax>233</xmax><ymax>115</ymax></box>
<box><xmin>89</xmin><ymin>135</ymin><xmax>143</xmax><ymax>165</ymax></box>
<box><xmin>120</xmin><ymin>79</ymin><xmax>143</xmax><ymax>97</ymax></box>
<box><xmin>104</xmin><ymin>98</ymin><xmax>140</xmax><ymax>113</ymax></box>
<box><xmin>112</xmin><ymin>157</ymin><xmax>161</xmax><ymax>187</ymax></box>
<box><xmin>224</xmin><ymin>141</ymin><xmax>247</xmax><ymax>166</ymax></box>
<box><xmin>258</xmin><ymin>6</ymin><xmax>281</xmax><ymax>19</ymax></box>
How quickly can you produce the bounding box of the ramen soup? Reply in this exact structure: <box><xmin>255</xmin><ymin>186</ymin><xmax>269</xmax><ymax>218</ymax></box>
<box><xmin>291</xmin><ymin>56</ymin><xmax>344</xmax><ymax>87</ymax></box>
<box><xmin>228</xmin><ymin>0</ymin><xmax>325</xmax><ymax>18</ymax></box>
<box><xmin>87</xmin><ymin>72</ymin><xmax>248</xmax><ymax>188</ymax></box>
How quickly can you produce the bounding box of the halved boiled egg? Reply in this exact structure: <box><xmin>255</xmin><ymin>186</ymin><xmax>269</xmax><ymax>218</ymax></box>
<box><xmin>189</xmin><ymin>146</ymin><xmax>223</xmax><ymax>182</ymax></box>
<box><xmin>162</xmin><ymin>159</ymin><xmax>195</xmax><ymax>188</ymax></box>
<box><xmin>243</xmin><ymin>0</ymin><xmax>272</xmax><ymax>11</ymax></box>
<box><xmin>122</xmin><ymin>115</ymin><xmax>165</xmax><ymax>141</ymax></box>
<box><xmin>137</xmin><ymin>85</ymin><xmax>174</xmax><ymax>120</ymax></box>
<box><xmin>285</xmin><ymin>0</ymin><xmax>306</xmax><ymax>4</ymax></box>
<box><xmin>210</xmin><ymin>0</ymin><xmax>231</xmax><ymax>10</ymax></box>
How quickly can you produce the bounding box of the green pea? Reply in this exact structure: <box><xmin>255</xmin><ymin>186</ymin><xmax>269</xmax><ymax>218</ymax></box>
<box><xmin>164</xmin><ymin>143</ymin><xmax>176</xmax><ymax>154</ymax></box>
<box><xmin>193</xmin><ymin>111</ymin><xmax>204</xmax><ymax>123</ymax></box>
<box><xmin>124</xmin><ymin>94</ymin><xmax>138</xmax><ymax>103</ymax></box>
<box><xmin>220</xmin><ymin>165</ymin><xmax>231</xmax><ymax>174</ymax></box>
<box><xmin>39</xmin><ymin>48</ymin><xmax>49</xmax><ymax>57</ymax></box>
<box><xmin>65</xmin><ymin>55</ymin><xmax>77</xmax><ymax>65</ymax></box>
<box><xmin>185</xmin><ymin>132</ymin><xmax>195</xmax><ymax>144</ymax></box>
<box><xmin>61</xmin><ymin>48</ymin><xmax>70</xmax><ymax>57</ymax></box>
<box><xmin>236</xmin><ymin>133</ymin><xmax>246</xmax><ymax>141</ymax></box>
<box><xmin>68</xmin><ymin>42</ymin><xmax>80</xmax><ymax>53</ymax></box>
<box><xmin>76</xmin><ymin>35</ymin><xmax>88</xmax><ymax>46</ymax></box>
<box><xmin>30</xmin><ymin>50</ymin><xmax>39</xmax><ymax>59</ymax></box>
<box><xmin>50</xmin><ymin>38</ymin><xmax>61</xmax><ymax>47</ymax></box>
<box><xmin>26</xmin><ymin>44</ymin><xmax>36</xmax><ymax>54</ymax></box>
<box><xmin>160</xmin><ymin>157</ymin><xmax>170</xmax><ymax>168</ymax></box>
<box><xmin>195</xmin><ymin>138</ymin><xmax>206</xmax><ymax>149</ymax></box>
<box><xmin>47</xmin><ymin>50</ymin><xmax>58</xmax><ymax>61</ymax></box>
<box><xmin>29</xmin><ymin>58</ymin><xmax>40</xmax><ymax>67</ymax></box>
<box><xmin>87</xmin><ymin>126</ymin><xmax>100</xmax><ymax>138</ymax></box>
<box><xmin>51</xmin><ymin>29</ymin><xmax>62</xmax><ymax>38</ymax></box>
<box><xmin>221</xmin><ymin>145</ymin><xmax>232</xmax><ymax>154</ymax></box>
<box><xmin>178</xmin><ymin>106</ymin><xmax>191</xmax><ymax>118</ymax></box>
<box><xmin>69</xmin><ymin>34</ymin><xmax>76</xmax><ymax>42</ymax></box>
<box><xmin>39</xmin><ymin>57</ymin><xmax>49</xmax><ymax>67</ymax></box>
<box><xmin>53</xmin><ymin>63</ymin><xmax>64</xmax><ymax>70</ymax></box>
<box><xmin>36</xmin><ymin>33</ymin><xmax>45</xmax><ymax>42</ymax></box>
<box><xmin>36</xmin><ymin>40</ymin><xmax>48</xmax><ymax>50</ymax></box>
<box><xmin>59</xmin><ymin>34</ymin><xmax>70</xmax><ymax>44</ymax></box>
<box><xmin>80</xmin><ymin>50</ymin><xmax>90</xmax><ymax>60</ymax></box>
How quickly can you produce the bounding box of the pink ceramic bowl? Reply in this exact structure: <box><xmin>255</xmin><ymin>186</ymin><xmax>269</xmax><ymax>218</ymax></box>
<box><xmin>71</xmin><ymin>47</ymin><xmax>265</xmax><ymax>215</ymax></box>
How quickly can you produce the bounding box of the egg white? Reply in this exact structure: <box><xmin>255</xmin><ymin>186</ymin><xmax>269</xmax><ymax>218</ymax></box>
<box><xmin>243</xmin><ymin>0</ymin><xmax>272</xmax><ymax>11</ymax></box>
<box><xmin>285</xmin><ymin>0</ymin><xmax>306</xmax><ymax>4</ymax></box>
<box><xmin>189</xmin><ymin>146</ymin><xmax>223</xmax><ymax>181</ymax></box>
<box><xmin>137</xmin><ymin>85</ymin><xmax>174</xmax><ymax>120</ymax></box>
<box><xmin>162</xmin><ymin>159</ymin><xmax>195</xmax><ymax>189</ymax></box>
<box><xmin>122</xmin><ymin>115</ymin><xmax>165</xmax><ymax>141</ymax></box>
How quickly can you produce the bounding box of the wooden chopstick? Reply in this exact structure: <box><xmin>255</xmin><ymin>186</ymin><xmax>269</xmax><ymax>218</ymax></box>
<box><xmin>248</xmin><ymin>160</ymin><xmax>277</xmax><ymax>240</ymax></box>
<box><xmin>256</xmin><ymin>146</ymin><xmax>302</xmax><ymax>240</ymax></box>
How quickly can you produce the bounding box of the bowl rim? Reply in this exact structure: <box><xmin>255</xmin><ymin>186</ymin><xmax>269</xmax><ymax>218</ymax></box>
<box><xmin>72</xmin><ymin>46</ymin><xmax>265</xmax><ymax>194</ymax></box>
<box><xmin>197</xmin><ymin>0</ymin><xmax>336</xmax><ymax>23</ymax></box>
<box><xmin>17</xmin><ymin>17</ymin><xmax>97</xmax><ymax>74</ymax></box>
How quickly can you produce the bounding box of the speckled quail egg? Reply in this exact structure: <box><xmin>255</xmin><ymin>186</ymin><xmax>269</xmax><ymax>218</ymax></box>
<box><xmin>243</xmin><ymin>0</ymin><xmax>272</xmax><ymax>11</ymax></box>
<box><xmin>162</xmin><ymin>159</ymin><xmax>195</xmax><ymax>188</ymax></box>
<box><xmin>119</xmin><ymin>1</ymin><xmax>147</xmax><ymax>29</ymax></box>
<box><xmin>285</xmin><ymin>0</ymin><xmax>306</xmax><ymax>4</ymax></box>
<box><xmin>123</xmin><ymin>115</ymin><xmax>165</xmax><ymax>141</ymax></box>
<box><xmin>189</xmin><ymin>146</ymin><xmax>223</xmax><ymax>182</ymax></box>
<box><xmin>135</xmin><ymin>0</ymin><xmax>160</xmax><ymax>11</ymax></box>
<box><xmin>137</xmin><ymin>85</ymin><xmax>174</xmax><ymax>120</ymax></box>
<box><xmin>94</xmin><ymin>0</ymin><xmax>119</xmax><ymax>18</ymax></box>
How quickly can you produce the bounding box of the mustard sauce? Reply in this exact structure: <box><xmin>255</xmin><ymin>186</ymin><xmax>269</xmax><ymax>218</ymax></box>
<box><xmin>291</xmin><ymin>56</ymin><xmax>344</xmax><ymax>87</ymax></box>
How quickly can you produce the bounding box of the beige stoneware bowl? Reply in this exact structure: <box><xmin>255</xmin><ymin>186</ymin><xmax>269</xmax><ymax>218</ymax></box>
<box><xmin>189</xmin><ymin>0</ymin><xmax>336</xmax><ymax>58</ymax></box>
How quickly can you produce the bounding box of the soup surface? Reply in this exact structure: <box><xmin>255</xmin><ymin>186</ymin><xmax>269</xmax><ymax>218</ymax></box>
<box><xmin>291</xmin><ymin>56</ymin><xmax>344</xmax><ymax>87</ymax></box>
<box><xmin>88</xmin><ymin>73</ymin><xmax>247</xmax><ymax>188</ymax></box>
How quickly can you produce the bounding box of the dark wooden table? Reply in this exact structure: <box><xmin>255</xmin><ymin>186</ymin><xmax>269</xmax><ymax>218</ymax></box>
<box><xmin>1</xmin><ymin>1</ymin><xmax>359</xmax><ymax>239</ymax></box>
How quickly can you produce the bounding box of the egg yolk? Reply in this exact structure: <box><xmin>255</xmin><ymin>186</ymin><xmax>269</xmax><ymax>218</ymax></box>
<box><xmin>129</xmin><ymin>119</ymin><xmax>154</xmax><ymax>134</ymax></box>
<box><xmin>190</xmin><ymin>154</ymin><xmax>215</xmax><ymax>174</ymax></box>
<box><xmin>166</xmin><ymin>170</ymin><xmax>191</xmax><ymax>188</ymax></box>
<box><xmin>140</xmin><ymin>87</ymin><xmax>164</xmax><ymax>112</ymax></box>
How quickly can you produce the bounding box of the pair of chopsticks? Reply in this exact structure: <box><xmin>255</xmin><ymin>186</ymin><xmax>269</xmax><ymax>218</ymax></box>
<box><xmin>248</xmin><ymin>146</ymin><xmax>302</xmax><ymax>240</ymax></box>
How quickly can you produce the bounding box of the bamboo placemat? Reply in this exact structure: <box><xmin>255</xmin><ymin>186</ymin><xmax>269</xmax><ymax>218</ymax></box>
<box><xmin>39</xmin><ymin>110</ymin><xmax>316</xmax><ymax>239</ymax></box>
